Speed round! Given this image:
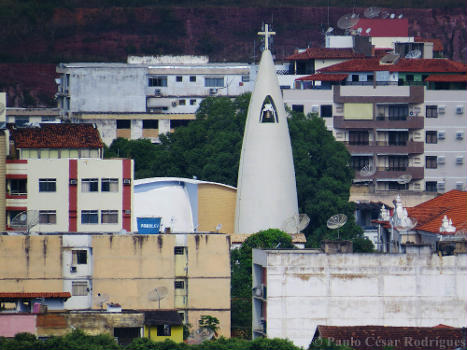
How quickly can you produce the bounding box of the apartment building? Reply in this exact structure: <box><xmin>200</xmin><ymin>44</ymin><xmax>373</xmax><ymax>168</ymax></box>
<box><xmin>0</xmin><ymin>233</ymin><xmax>231</xmax><ymax>337</ymax></box>
<box><xmin>282</xmin><ymin>57</ymin><xmax>467</xmax><ymax>196</ymax></box>
<box><xmin>56</xmin><ymin>56</ymin><xmax>254</xmax><ymax>145</ymax></box>
<box><xmin>5</xmin><ymin>123</ymin><xmax>134</xmax><ymax>233</ymax></box>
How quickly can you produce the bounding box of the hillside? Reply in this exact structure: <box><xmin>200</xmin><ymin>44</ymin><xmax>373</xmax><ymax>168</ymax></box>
<box><xmin>0</xmin><ymin>5</ymin><xmax>466</xmax><ymax>107</ymax></box>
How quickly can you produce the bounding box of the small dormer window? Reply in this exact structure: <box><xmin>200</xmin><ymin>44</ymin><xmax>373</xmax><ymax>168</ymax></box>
<box><xmin>260</xmin><ymin>95</ymin><xmax>278</xmax><ymax>123</ymax></box>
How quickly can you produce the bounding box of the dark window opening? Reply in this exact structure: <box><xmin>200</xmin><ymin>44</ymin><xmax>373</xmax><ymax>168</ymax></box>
<box><xmin>116</xmin><ymin>120</ymin><xmax>131</xmax><ymax>129</ymax></box>
<box><xmin>426</xmin><ymin>131</ymin><xmax>437</xmax><ymax>144</ymax></box>
<box><xmin>426</xmin><ymin>156</ymin><xmax>437</xmax><ymax>169</ymax></box>
<box><xmin>367</xmin><ymin>74</ymin><xmax>374</xmax><ymax>82</ymax></box>
<box><xmin>426</xmin><ymin>181</ymin><xmax>437</xmax><ymax>192</ymax></box>
<box><xmin>39</xmin><ymin>178</ymin><xmax>56</xmax><ymax>192</ymax></box>
<box><xmin>388</xmin><ymin>131</ymin><xmax>408</xmax><ymax>146</ymax></box>
<box><xmin>352</xmin><ymin>75</ymin><xmax>359</xmax><ymax>82</ymax></box>
<box><xmin>176</xmin><ymin>76</ymin><xmax>183</xmax><ymax>82</ymax></box>
<box><xmin>148</xmin><ymin>76</ymin><xmax>167</xmax><ymax>87</ymax></box>
<box><xmin>388</xmin><ymin>182</ymin><xmax>409</xmax><ymax>190</ymax></box>
<box><xmin>320</xmin><ymin>105</ymin><xmax>333</xmax><ymax>118</ymax></box>
<box><xmin>388</xmin><ymin>105</ymin><xmax>408</xmax><ymax>120</ymax></box>
<box><xmin>351</xmin><ymin>156</ymin><xmax>371</xmax><ymax>171</ymax></box>
<box><xmin>174</xmin><ymin>246</ymin><xmax>185</xmax><ymax>255</ymax></box>
<box><xmin>114</xmin><ymin>327</ymin><xmax>140</xmax><ymax>346</ymax></box>
<box><xmin>260</xmin><ymin>95</ymin><xmax>278</xmax><ymax>123</ymax></box>
<box><xmin>388</xmin><ymin>156</ymin><xmax>408</xmax><ymax>171</ymax></box>
<box><xmin>292</xmin><ymin>105</ymin><xmax>304</xmax><ymax>113</ymax></box>
<box><xmin>349</xmin><ymin>131</ymin><xmax>369</xmax><ymax>145</ymax></box>
<box><xmin>174</xmin><ymin>281</ymin><xmax>185</xmax><ymax>289</ymax></box>
<box><xmin>10</xmin><ymin>179</ymin><xmax>27</xmax><ymax>195</ymax></box>
<box><xmin>72</xmin><ymin>250</ymin><xmax>87</xmax><ymax>264</ymax></box>
<box><xmin>143</xmin><ymin>120</ymin><xmax>158</xmax><ymax>129</ymax></box>
<box><xmin>189</xmin><ymin>76</ymin><xmax>196</xmax><ymax>82</ymax></box>
<box><xmin>426</xmin><ymin>105</ymin><xmax>438</xmax><ymax>118</ymax></box>
<box><xmin>406</xmin><ymin>74</ymin><xmax>414</xmax><ymax>81</ymax></box>
<box><xmin>157</xmin><ymin>325</ymin><xmax>171</xmax><ymax>336</ymax></box>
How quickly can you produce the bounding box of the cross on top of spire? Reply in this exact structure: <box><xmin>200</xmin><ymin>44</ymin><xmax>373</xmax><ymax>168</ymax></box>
<box><xmin>258</xmin><ymin>24</ymin><xmax>276</xmax><ymax>51</ymax></box>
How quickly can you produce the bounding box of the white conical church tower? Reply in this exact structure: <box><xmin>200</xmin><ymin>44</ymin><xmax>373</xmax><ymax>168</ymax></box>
<box><xmin>234</xmin><ymin>25</ymin><xmax>299</xmax><ymax>234</ymax></box>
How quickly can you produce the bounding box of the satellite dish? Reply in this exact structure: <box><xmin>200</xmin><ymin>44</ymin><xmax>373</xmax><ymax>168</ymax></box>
<box><xmin>326</xmin><ymin>27</ymin><xmax>334</xmax><ymax>33</ymax></box>
<box><xmin>148</xmin><ymin>286</ymin><xmax>168</xmax><ymax>302</ymax></box>
<box><xmin>390</xmin><ymin>13</ymin><xmax>395</xmax><ymax>19</ymax></box>
<box><xmin>281</xmin><ymin>214</ymin><xmax>310</xmax><ymax>233</ymax></box>
<box><xmin>186</xmin><ymin>327</ymin><xmax>215</xmax><ymax>345</ymax></box>
<box><xmin>10</xmin><ymin>210</ymin><xmax>39</xmax><ymax>234</ymax></box>
<box><xmin>380</xmin><ymin>11</ymin><xmax>390</xmax><ymax>19</ymax></box>
<box><xmin>357</xmin><ymin>27</ymin><xmax>363</xmax><ymax>34</ymax></box>
<box><xmin>398</xmin><ymin>14</ymin><xmax>404</xmax><ymax>19</ymax></box>
<box><xmin>215</xmin><ymin>224</ymin><xmax>222</xmax><ymax>232</ymax></box>
<box><xmin>337</xmin><ymin>13</ymin><xmax>360</xmax><ymax>30</ymax></box>
<box><xmin>405</xmin><ymin>49</ymin><xmax>422</xmax><ymax>59</ymax></box>
<box><xmin>397</xmin><ymin>174</ymin><xmax>412</xmax><ymax>184</ymax></box>
<box><xmin>364</xmin><ymin>7</ymin><xmax>381</xmax><ymax>18</ymax></box>
<box><xmin>94</xmin><ymin>293</ymin><xmax>110</xmax><ymax>309</ymax></box>
<box><xmin>327</xmin><ymin>214</ymin><xmax>348</xmax><ymax>239</ymax></box>
<box><xmin>360</xmin><ymin>164</ymin><xmax>376</xmax><ymax>177</ymax></box>
<box><xmin>365</xmin><ymin>28</ymin><xmax>372</xmax><ymax>35</ymax></box>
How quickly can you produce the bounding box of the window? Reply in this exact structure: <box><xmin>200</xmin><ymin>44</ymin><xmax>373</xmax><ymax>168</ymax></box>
<box><xmin>388</xmin><ymin>105</ymin><xmax>408</xmax><ymax>120</ymax></box>
<box><xmin>157</xmin><ymin>325</ymin><xmax>171</xmax><ymax>336</ymax></box>
<box><xmin>81</xmin><ymin>210</ymin><xmax>98</xmax><ymax>224</ymax></box>
<box><xmin>41</xmin><ymin>116</ymin><xmax>56</xmax><ymax>122</ymax></box>
<box><xmin>39</xmin><ymin>210</ymin><xmax>56</xmax><ymax>224</ymax></box>
<box><xmin>72</xmin><ymin>250</ymin><xmax>87</xmax><ymax>264</ymax></box>
<box><xmin>388</xmin><ymin>131</ymin><xmax>408</xmax><ymax>146</ymax></box>
<box><xmin>116</xmin><ymin>120</ymin><xmax>131</xmax><ymax>129</ymax></box>
<box><xmin>425</xmin><ymin>156</ymin><xmax>437</xmax><ymax>169</ymax></box>
<box><xmin>388</xmin><ymin>156</ymin><xmax>408</xmax><ymax>171</ymax></box>
<box><xmin>143</xmin><ymin>120</ymin><xmax>158</xmax><ymax>129</ymax></box>
<box><xmin>72</xmin><ymin>281</ymin><xmax>88</xmax><ymax>296</ymax></box>
<box><xmin>349</xmin><ymin>131</ymin><xmax>369</xmax><ymax>145</ymax></box>
<box><xmin>320</xmin><ymin>105</ymin><xmax>333</xmax><ymax>118</ymax></box>
<box><xmin>10</xmin><ymin>179</ymin><xmax>27</xmax><ymax>195</ymax></box>
<box><xmin>189</xmin><ymin>76</ymin><xmax>196</xmax><ymax>82</ymax></box>
<box><xmin>205</xmin><ymin>77</ymin><xmax>224</xmax><ymax>87</ymax></box>
<box><xmin>426</xmin><ymin>181</ymin><xmax>437</xmax><ymax>192</ymax></box>
<box><xmin>174</xmin><ymin>246</ymin><xmax>185</xmax><ymax>255</ymax></box>
<box><xmin>190</xmin><ymin>99</ymin><xmax>197</xmax><ymax>105</ymax></box>
<box><xmin>351</xmin><ymin>156</ymin><xmax>370</xmax><ymax>171</ymax></box>
<box><xmin>39</xmin><ymin>178</ymin><xmax>56</xmax><ymax>192</ymax></box>
<box><xmin>426</xmin><ymin>131</ymin><xmax>437</xmax><ymax>144</ymax></box>
<box><xmin>406</xmin><ymin>74</ymin><xmax>414</xmax><ymax>81</ymax></box>
<box><xmin>148</xmin><ymin>76</ymin><xmax>167</xmax><ymax>87</ymax></box>
<box><xmin>178</xmin><ymin>99</ymin><xmax>186</xmax><ymax>106</ymax></box>
<box><xmin>292</xmin><ymin>105</ymin><xmax>304</xmax><ymax>113</ymax></box>
<box><xmin>242</xmin><ymin>74</ymin><xmax>250</xmax><ymax>82</ymax></box>
<box><xmin>426</xmin><ymin>105</ymin><xmax>438</xmax><ymax>118</ymax></box>
<box><xmin>174</xmin><ymin>280</ymin><xmax>185</xmax><ymax>289</ymax></box>
<box><xmin>101</xmin><ymin>178</ymin><xmax>119</xmax><ymax>192</ymax></box>
<box><xmin>15</xmin><ymin>116</ymin><xmax>29</xmax><ymax>127</ymax></box>
<box><xmin>101</xmin><ymin>210</ymin><xmax>118</xmax><ymax>224</ymax></box>
<box><xmin>82</xmin><ymin>178</ymin><xmax>98</xmax><ymax>192</ymax></box>
<box><xmin>367</xmin><ymin>74</ymin><xmax>374</xmax><ymax>82</ymax></box>
<box><xmin>351</xmin><ymin>74</ymin><xmax>359</xmax><ymax>82</ymax></box>
<box><xmin>388</xmin><ymin>182</ymin><xmax>408</xmax><ymax>190</ymax></box>
<box><xmin>176</xmin><ymin>76</ymin><xmax>183</xmax><ymax>82</ymax></box>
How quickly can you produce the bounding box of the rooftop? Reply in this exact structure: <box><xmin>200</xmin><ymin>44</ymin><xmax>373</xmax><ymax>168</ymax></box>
<box><xmin>0</xmin><ymin>292</ymin><xmax>71</xmax><ymax>300</ymax></box>
<box><xmin>286</xmin><ymin>48</ymin><xmax>365</xmax><ymax>61</ymax></box>
<box><xmin>10</xmin><ymin>123</ymin><xmax>104</xmax><ymax>149</ymax></box>
<box><xmin>144</xmin><ymin>310</ymin><xmax>183</xmax><ymax>326</ymax></box>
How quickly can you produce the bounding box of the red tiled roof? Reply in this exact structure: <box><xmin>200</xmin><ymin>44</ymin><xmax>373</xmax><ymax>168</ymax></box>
<box><xmin>314</xmin><ymin>325</ymin><xmax>465</xmax><ymax>350</ymax></box>
<box><xmin>415</xmin><ymin>37</ymin><xmax>444</xmax><ymax>52</ymax></box>
<box><xmin>319</xmin><ymin>57</ymin><xmax>467</xmax><ymax>74</ymax></box>
<box><xmin>296</xmin><ymin>73</ymin><xmax>348</xmax><ymax>81</ymax></box>
<box><xmin>351</xmin><ymin>18</ymin><xmax>409</xmax><ymax>37</ymax></box>
<box><xmin>0</xmin><ymin>292</ymin><xmax>71</xmax><ymax>299</ymax></box>
<box><xmin>286</xmin><ymin>48</ymin><xmax>365</xmax><ymax>61</ymax></box>
<box><xmin>11</xmin><ymin>123</ymin><xmax>103</xmax><ymax>149</ymax></box>
<box><xmin>425</xmin><ymin>74</ymin><xmax>467</xmax><ymax>82</ymax></box>
<box><xmin>406</xmin><ymin>190</ymin><xmax>467</xmax><ymax>235</ymax></box>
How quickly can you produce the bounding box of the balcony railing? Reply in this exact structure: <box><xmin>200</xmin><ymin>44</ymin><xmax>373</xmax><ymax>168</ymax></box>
<box><xmin>334</xmin><ymin>116</ymin><xmax>424</xmax><ymax>130</ymax></box>
<box><xmin>345</xmin><ymin>141</ymin><xmax>424</xmax><ymax>154</ymax></box>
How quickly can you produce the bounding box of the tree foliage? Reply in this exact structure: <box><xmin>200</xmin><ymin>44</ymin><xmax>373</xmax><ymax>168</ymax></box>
<box><xmin>231</xmin><ymin>229</ymin><xmax>294</xmax><ymax>338</ymax></box>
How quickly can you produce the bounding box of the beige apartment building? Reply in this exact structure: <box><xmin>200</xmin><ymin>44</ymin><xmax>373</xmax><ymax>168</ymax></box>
<box><xmin>0</xmin><ymin>233</ymin><xmax>231</xmax><ymax>337</ymax></box>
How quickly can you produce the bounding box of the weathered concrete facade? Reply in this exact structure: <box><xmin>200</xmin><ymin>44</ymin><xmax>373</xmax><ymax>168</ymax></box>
<box><xmin>0</xmin><ymin>233</ymin><xmax>231</xmax><ymax>337</ymax></box>
<box><xmin>252</xmin><ymin>249</ymin><xmax>467</xmax><ymax>348</ymax></box>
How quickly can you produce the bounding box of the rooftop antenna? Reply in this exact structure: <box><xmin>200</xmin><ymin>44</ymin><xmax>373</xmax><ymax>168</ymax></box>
<box><xmin>364</xmin><ymin>7</ymin><xmax>381</xmax><ymax>18</ymax></box>
<box><xmin>10</xmin><ymin>210</ymin><xmax>39</xmax><ymax>234</ymax></box>
<box><xmin>147</xmin><ymin>286</ymin><xmax>168</xmax><ymax>309</ymax></box>
<box><xmin>405</xmin><ymin>49</ymin><xmax>422</xmax><ymax>59</ymax></box>
<box><xmin>94</xmin><ymin>293</ymin><xmax>110</xmax><ymax>309</ymax></box>
<box><xmin>365</xmin><ymin>27</ymin><xmax>372</xmax><ymax>35</ymax></box>
<box><xmin>326</xmin><ymin>214</ymin><xmax>348</xmax><ymax>239</ymax></box>
<box><xmin>337</xmin><ymin>13</ymin><xmax>360</xmax><ymax>30</ymax></box>
<box><xmin>281</xmin><ymin>213</ymin><xmax>310</xmax><ymax>234</ymax></box>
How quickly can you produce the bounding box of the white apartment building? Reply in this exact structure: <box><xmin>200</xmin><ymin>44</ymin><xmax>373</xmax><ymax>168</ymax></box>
<box><xmin>5</xmin><ymin>123</ymin><xmax>134</xmax><ymax>233</ymax></box>
<box><xmin>56</xmin><ymin>56</ymin><xmax>254</xmax><ymax>145</ymax></box>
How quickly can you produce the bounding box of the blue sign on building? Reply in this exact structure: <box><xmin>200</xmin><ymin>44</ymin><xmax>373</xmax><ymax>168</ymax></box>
<box><xmin>137</xmin><ymin>217</ymin><xmax>161</xmax><ymax>234</ymax></box>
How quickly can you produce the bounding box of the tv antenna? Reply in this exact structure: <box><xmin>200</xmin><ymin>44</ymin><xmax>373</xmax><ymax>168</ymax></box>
<box><xmin>360</xmin><ymin>164</ymin><xmax>376</xmax><ymax>177</ymax></box>
<box><xmin>147</xmin><ymin>286</ymin><xmax>168</xmax><ymax>309</ymax></box>
<box><xmin>364</xmin><ymin>7</ymin><xmax>381</xmax><ymax>18</ymax></box>
<box><xmin>94</xmin><ymin>293</ymin><xmax>110</xmax><ymax>309</ymax></box>
<box><xmin>405</xmin><ymin>49</ymin><xmax>422</xmax><ymax>59</ymax></box>
<box><xmin>327</xmin><ymin>214</ymin><xmax>348</xmax><ymax>239</ymax></box>
<box><xmin>10</xmin><ymin>210</ymin><xmax>39</xmax><ymax>234</ymax></box>
<box><xmin>397</xmin><ymin>174</ymin><xmax>412</xmax><ymax>185</ymax></box>
<box><xmin>281</xmin><ymin>213</ymin><xmax>310</xmax><ymax>234</ymax></box>
<box><xmin>365</xmin><ymin>28</ymin><xmax>372</xmax><ymax>35</ymax></box>
<box><xmin>337</xmin><ymin>13</ymin><xmax>360</xmax><ymax>30</ymax></box>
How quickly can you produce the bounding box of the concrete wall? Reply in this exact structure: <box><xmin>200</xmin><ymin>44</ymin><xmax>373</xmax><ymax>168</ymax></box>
<box><xmin>0</xmin><ymin>314</ymin><xmax>36</xmax><ymax>337</ymax></box>
<box><xmin>253</xmin><ymin>249</ymin><xmax>467</xmax><ymax>348</ymax></box>
<box><xmin>197</xmin><ymin>184</ymin><xmax>236</xmax><ymax>233</ymax></box>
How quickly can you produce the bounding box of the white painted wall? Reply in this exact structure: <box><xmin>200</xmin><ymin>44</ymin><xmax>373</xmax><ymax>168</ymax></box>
<box><xmin>253</xmin><ymin>249</ymin><xmax>467</xmax><ymax>348</ymax></box>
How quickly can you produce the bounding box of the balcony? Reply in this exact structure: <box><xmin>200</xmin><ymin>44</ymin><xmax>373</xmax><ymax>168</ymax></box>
<box><xmin>374</xmin><ymin>166</ymin><xmax>424</xmax><ymax>180</ymax></box>
<box><xmin>345</xmin><ymin>141</ymin><xmax>424</xmax><ymax>155</ymax></box>
<box><xmin>333</xmin><ymin>116</ymin><xmax>424</xmax><ymax>129</ymax></box>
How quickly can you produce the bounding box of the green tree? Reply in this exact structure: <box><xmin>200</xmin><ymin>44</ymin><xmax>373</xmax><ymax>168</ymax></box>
<box><xmin>231</xmin><ymin>229</ymin><xmax>294</xmax><ymax>338</ymax></box>
<box><xmin>198</xmin><ymin>315</ymin><xmax>220</xmax><ymax>337</ymax></box>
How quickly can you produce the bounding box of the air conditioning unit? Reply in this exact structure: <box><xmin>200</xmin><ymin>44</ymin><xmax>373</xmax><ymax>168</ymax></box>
<box><xmin>69</xmin><ymin>179</ymin><xmax>77</xmax><ymax>185</ymax></box>
<box><xmin>437</xmin><ymin>156</ymin><xmax>445</xmax><ymax>165</ymax></box>
<box><xmin>70</xmin><ymin>266</ymin><xmax>77</xmax><ymax>273</ymax></box>
<box><xmin>124</xmin><ymin>209</ymin><xmax>131</xmax><ymax>215</ymax></box>
<box><xmin>456</xmin><ymin>105</ymin><xmax>464</xmax><ymax>115</ymax></box>
<box><xmin>456</xmin><ymin>182</ymin><xmax>464</xmax><ymax>190</ymax></box>
<box><xmin>438</xmin><ymin>106</ymin><xmax>446</xmax><ymax>114</ymax></box>
<box><xmin>171</xmin><ymin>101</ymin><xmax>178</xmax><ymax>107</ymax></box>
<box><xmin>335</xmin><ymin>105</ymin><xmax>343</xmax><ymax>113</ymax></box>
<box><xmin>437</xmin><ymin>182</ymin><xmax>445</xmax><ymax>191</ymax></box>
<box><xmin>123</xmin><ymin>178</ymin><xmax>131</xmax><ymax>185</ymax></box>
<box><xmin>456</xmin><ymin>156</ymin><xmax>464</xmax><ymax>165</ymax></box>
<box><xmin>209</xmin><ymin>88</ymin><xmax>218</xmax><ymax>95</ymax></box>
<box><xmin>456</xmin><ymin>131</ymin><xmax>464</xmax><ymax>140</ymax></box>
<box><xmin>154</xmin><ymin>89</ymin><xmax>162</xmax><ymax>97</ymax></box>
<box><xmin>438</xmin><ymin>131</ymin><xmax>445</xmax><ymax>140</ymax></box>
<box><xmin>311</xmin><ymin>105</ymin><xmax>319</xmax><ymax>113</ymax></box>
